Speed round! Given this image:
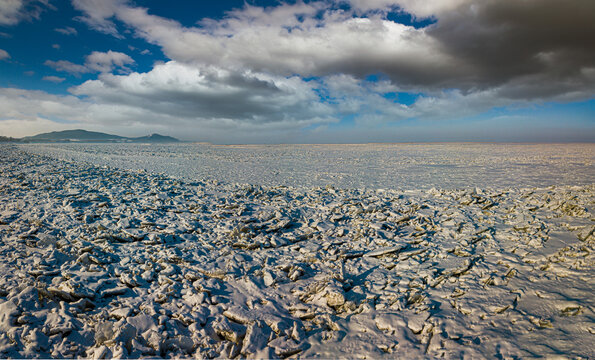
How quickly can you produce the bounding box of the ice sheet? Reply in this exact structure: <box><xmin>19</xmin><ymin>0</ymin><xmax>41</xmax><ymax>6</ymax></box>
<box><xmin>18</xmin><ymin>143</ymin><xmax>595</xmax><ymax>190</ymax></box>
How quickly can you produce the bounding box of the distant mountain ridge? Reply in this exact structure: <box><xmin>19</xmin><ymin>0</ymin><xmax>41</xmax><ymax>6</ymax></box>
<box><xmin>21</xmin><ymin>129</ymin><xmax>180</xmax><ymax>143</ymax></box>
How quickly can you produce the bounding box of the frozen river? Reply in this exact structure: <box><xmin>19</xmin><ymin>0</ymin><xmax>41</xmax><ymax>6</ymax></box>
<box><xmin>19</xmin><ymin>143</ymin><xmax>595</xmax><ymax>190</ymax></box>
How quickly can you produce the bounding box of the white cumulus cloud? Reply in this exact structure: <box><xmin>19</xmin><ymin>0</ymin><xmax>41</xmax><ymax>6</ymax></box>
<box><xmin>45</xmin><ymin>50</ymin><xmax>135</xmax><ymax>75</ymax></box>
<box><xmin>0</xmin><ymin>0</ymin><xmax>51</xmax><ymax>26</ymax></box>
<box><xmin>0</xmin><ymin>49</ymin><xmax>10</xmax><ymax>60</ymax></box>
<box><xmin>42</xmin><ymin>75</ymin><xmax>66</xmax><ymax>83</ymax></box>
<box><xmin>44</xmin><ymin>59</ymin><xmax>90</xmax><ymax>75</ymax></box>
<box><xmin>71</xmin><ymin>0</ymin><xmax>125</xmax><ymax>38</ymax></box>
<box><xmin>71</xmin><ymin>61</ymin><xmax>336</xmax><ymax>126</ymax></box>
<box><xmin>85</xmin><ymin>50</ymin><xmax>134</xmax><ymax>73</ymax></box>
<box><xmin>54</xmin><ymin>26</ymin><xmax>77</xmax><ymax>35</ymax></box>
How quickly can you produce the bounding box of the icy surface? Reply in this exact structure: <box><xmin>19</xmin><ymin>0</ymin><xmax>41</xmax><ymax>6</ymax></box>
<box><xmin>18</xmin><ymin>143</ymin><xmax>595</xmax><ymax>190</ymax></box>
<box><xmin>0</xmin><ymin>144</ymin><xmax>593</xmax><ymax>358</ymax></box>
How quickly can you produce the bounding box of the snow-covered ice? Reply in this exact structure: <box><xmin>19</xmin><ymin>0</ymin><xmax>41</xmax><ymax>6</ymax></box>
<box><xmin>0</xmin><ymin>143</ymin><xmax>594</xmax><ymax>358</ymax></box>
<box><xmin>18</xmin><ymin>142</ymin><xmax>595</xmax><ymax>190</ymax></box>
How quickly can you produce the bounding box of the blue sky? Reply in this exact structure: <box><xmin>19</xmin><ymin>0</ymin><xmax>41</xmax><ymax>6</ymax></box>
<box><xmin>0</xmin><ymin>0</ymin><xmax>593</xmax><ymax>142</ymax></box>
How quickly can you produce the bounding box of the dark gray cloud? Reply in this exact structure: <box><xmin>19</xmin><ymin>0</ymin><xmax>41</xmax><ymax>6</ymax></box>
<box><xmin>427</xmin><ymin>0</ymin><xmax>595</xmax><ymax>98</ymax></box>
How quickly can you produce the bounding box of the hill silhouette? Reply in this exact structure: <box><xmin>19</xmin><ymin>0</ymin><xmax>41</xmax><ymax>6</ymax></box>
<box><xmin>22</xmin><ymin>129</ymin><xmax>180</xmax><ymax>143</ymax></box>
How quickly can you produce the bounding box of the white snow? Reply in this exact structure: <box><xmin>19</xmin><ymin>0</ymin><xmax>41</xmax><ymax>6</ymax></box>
<box><xmin>0</xmin><ymin>143</ymin><xmax>593</xmax><ymax>358</ymax></box>
<box><xmin>18</xmin><ymin>142</ymin><xmax>595</xmax><ymax>190</ymax></box>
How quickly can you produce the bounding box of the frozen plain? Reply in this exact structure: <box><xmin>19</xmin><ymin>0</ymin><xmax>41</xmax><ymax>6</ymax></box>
<box><xmin>0</xmin><ymin>143</ymin><xmax>593</xmax><ymax>358</ymax></box>
<box><xmin>18</xmin><ymin>143</ymin><xmax>595</xmax><ymax>190</ymax></box>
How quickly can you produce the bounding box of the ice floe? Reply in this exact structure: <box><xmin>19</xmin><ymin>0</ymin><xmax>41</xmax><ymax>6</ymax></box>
<box><xmin>0</xmin><ymin>144</ymin><xmax>593</xmax><ymax>358</ymax></box>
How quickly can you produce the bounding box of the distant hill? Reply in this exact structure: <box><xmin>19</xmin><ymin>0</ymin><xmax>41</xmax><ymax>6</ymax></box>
<box><xmin>22</xmin><ymin>129</ymin><xmax>180</xmax><ymax>143</ymax></box>
<box><xmin>23</xmin><ymin>129</ymin><xmax>126</xmax><ymax>142</ymax></box>
<box><xmin>131</xmin><ymin>133</ymin><xmax>180</xmax><ymax>143</ymax></box>
<box><xmin>0</xmin><ymin>136</ymin><xmax>20</xmax><ymax>142</ymax></box>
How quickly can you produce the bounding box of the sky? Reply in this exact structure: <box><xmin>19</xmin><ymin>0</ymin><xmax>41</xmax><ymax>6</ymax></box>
<box><xmin>0</xmin><ymin>0</ymin><xmax>594</xmax><ymax>143</ymax></box>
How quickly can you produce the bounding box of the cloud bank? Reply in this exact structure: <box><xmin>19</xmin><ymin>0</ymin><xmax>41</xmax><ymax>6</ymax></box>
<box><xmin>70</xmin><ymin>0</ymin><xmax>594</xmax><ymax>99</ymax></box>
<box><xmin>2</xmin><ymin>0</ymin><xmax>593</xmax><ymax>141</ymax></box>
